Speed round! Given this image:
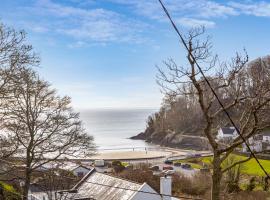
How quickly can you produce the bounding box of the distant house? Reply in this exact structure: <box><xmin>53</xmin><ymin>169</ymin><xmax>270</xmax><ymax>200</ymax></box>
<box><xmin>217</xmin><ymin>127</ymin><xmax>238</xmax><ymax>140</ymax></box>
<box><xmin>72</xmin><ymin>165</ymin><xmax>92</xmax><ymax>177</ymax></box>
<box><xmin>36</xmin><ymin>162</ymin><xmax>93</xmax><ymax>177</ymax></box>
<box><xmin>243</xmin><ymin>129</ymin><xmax>270</xmax><ymax>152</ymax></box>
<box><xmin>59</xmin><ymin>169</ymin><xmax>167</xmax><ymax>200</ymax></box>
<box><xmin>28</xmin><ymin>183</ymin><xmax>56</xmax><ymax>200</ymax></box>
<box><xmin>242</xmin><ymin>137</ymin><xmax>262</xmax><ymax>153</ymax></box>
<box><xmin>261</xmin><ymin>130</ymin><xmax>270</xmax><ymax>142</ymax></box>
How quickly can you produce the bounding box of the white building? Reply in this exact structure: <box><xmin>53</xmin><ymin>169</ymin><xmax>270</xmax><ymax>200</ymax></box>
<box><xmin>217</xmin><ymin>127</ymin><xmax>238</xmax><ymax>140</ymax></box>
<box><xmin>60</xmin><ymin>169</ymin><xmax>173</xmax><ymax>200</ymax></box>
<box><xmin>242</xmin><ymin>130</ymin><xmax>270</xmax><ymax>152</ymax></box>
<box><xmin>35</xmin><ymin>162</ymin><xmax>93</xmax><ymax>178</ymax></box>
<box><xmin>262</xmin><ymin>132</ymin><xmax>270</xmax><ymax>142</ymax></box>
<box><xmin>28</xmin><ymin>184</ymin><xmax>56</xmax><ymax>200</ymax></box>
<box><xmin>72</xmin><ymin>165</ymin><xmax>92</xmax><ymax>177</ymax></box>
<box><xmin>242</xmin><ymin>138</ymin><xmax>262</xmax><ymax>153</ymax></box>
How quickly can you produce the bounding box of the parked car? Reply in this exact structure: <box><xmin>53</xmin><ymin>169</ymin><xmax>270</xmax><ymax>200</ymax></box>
<box><xmin>200</xmin><ymin>168</ymin><xmax>210</xmax><ymax>173</ymax></box>
<box><xmin>181</xmin><ymin>163</ymin><xmax>192</xmax><ymax>169</ymax></box>
<box><xmin>186</xmin><ymin>153</ymin><xmax>194</xmax><ymax>158</ymax></box>
<box><xmin>163</xmin><ymin>166</ymin><xmax>174</xmax><ymax>170</ymax></box>
<box><xmin>149</xmin><ymin>165</ymin><xmax>159</xmax><ymax>171</ymax></box>
<box><xmin>165</xmin><ymin>170</ymin><xmax>175</xmax><ymax>175</ymax></box>
<box><xmin>173</xmin><ymin>162</ymin><xmax>181</xmax><ymax>167</ymax></box>
<box><xmin>164</xmin><ymin>160</ymin><xmax>173</xmax><ymax>165</ymax></box>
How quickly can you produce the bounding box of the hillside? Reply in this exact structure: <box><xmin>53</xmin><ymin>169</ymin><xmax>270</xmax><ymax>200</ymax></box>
<box><xmin>131</xmin><ymin>56</ymin><xmax>270</xmax><ymax>151</ymax></box>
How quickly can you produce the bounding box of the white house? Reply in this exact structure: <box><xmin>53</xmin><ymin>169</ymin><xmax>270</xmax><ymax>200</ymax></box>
<box><xmin>242</xmin><ymin>130</ymin><xmax>270</xmax><ymax>152</ymax></box>
<box><xmin>59</xmin><ymin>169</ymin><xmax>171</xmax><ymax>200</ymax></box>
<box><xmin>217</xmin><ymin>127</ymin><xmax>238</xmax><ymax>140</ymax></box>
<box><xmin>35</xmin><ymin>162</ymin><xmax>93</xmax><ymax>177</ymax></box>
<box><xmin>262</xmin><ymin>131</ymin><xmax>270</xmax><ymax>142</ymax></box>
<box><xmin>28</xmin><ymin>184</ymin><xmax>56</xmax><ymax>200</ymax></box>
<box><xmin>242</xmin><ymin>138</ymin><xmax>262</xmax><ymax>152</ymax></box>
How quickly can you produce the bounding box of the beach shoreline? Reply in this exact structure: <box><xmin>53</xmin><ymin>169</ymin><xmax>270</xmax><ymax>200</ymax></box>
<box><xmin>89</xmin><ymin>148</ymin><xmax>212</xmax><ymax>161</ymax></box>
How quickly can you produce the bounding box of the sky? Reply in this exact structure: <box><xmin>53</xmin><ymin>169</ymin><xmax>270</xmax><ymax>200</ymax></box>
<box><xmin>0</xmin><ymin>0</ymin><xmax>270</xmax><ymax>109</ymax></box>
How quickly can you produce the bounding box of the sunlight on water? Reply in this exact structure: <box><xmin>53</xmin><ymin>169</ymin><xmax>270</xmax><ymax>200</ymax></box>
<box><xmin>79</xmin><ymin>108</ymin><xmax>158</xmax><ymax>150</ymax></box>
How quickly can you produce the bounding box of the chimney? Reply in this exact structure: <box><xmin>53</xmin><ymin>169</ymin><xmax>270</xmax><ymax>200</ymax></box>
<box><xmin>160</xmin><ymin>175</ymin><xmax>172</xmax><ymax>200</ymax></box>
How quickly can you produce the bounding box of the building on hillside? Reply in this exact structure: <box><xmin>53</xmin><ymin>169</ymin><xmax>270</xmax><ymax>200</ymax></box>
<box><xmin>243</xmin><ymin>130</ymin><xmax>270</xmax><ymax>152</ymax></box>
<box><xmin>216</xmin><ymin>127</ymin><xmax>238</xmax><ymax>141</ymax></box>
<box><xmin>242</xmin><ymin>137</ymin><xmax>262</xmax><ymax>152</ymax></box>
<box><xmin>57</xmin><ymin>169</ymin><xmax>175</xmax><ymax>200</ymax></box>
<box><xmin>261</xmin><ymin>130</ymin><xmax>270</xmax><ymax>142</ymax></box>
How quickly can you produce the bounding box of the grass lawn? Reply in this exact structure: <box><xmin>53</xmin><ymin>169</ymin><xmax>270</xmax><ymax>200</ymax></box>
<box><xmin>176</xmin><ymin>154</ymin><xmax>270</xmax><ymax>176</ymax></box>
<box><xmin>236</xmin><ymin>156</ymin><xmax>270</xmax><ymax>176</ymax></box>
<box><xmin>188</xmin><ymin>163</ymin><xmax>202</xmax><ymax>169</ymax></box>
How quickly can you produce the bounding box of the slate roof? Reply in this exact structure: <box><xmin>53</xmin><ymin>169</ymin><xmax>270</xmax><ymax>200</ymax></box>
<box><xmin>260</xmin><ymin>130</ymin><xmax>270</xmax><ymax>136</ymax></box>
<box><xmin>72</xmin><ymin>165</ymin><xmax>92</xmax><ymax>171</ymax></box>
<box><xmin>70</xmin><ymin>169</ymin><xmax>148</xmax><ymax>200</ymax></box>
<box><xmin>221</xmin><ymin>127</ymin><xmax>236</xmax><ymax>135</ymax></box>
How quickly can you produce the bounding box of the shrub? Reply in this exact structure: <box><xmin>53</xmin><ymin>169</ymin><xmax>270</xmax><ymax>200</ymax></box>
<box><xmin>224</xmin><ymin>191</ymin><xmax>270</xmax><ymax>200</ymax></box>
<box><xmin>173</xmin><ymin>172</ymin><xmax>211</xmax><ymax>196</ymax></box>
<box><xmin>112</xmin><ymin>160</ymin><xmax>126</xmax><ymax>173</ymax></box>
<box><xmin>117</xmin><ymin>168</ymin><xmax>160</xmax><ymax>192</ymax></box>
<box><xmin>246</xmin><ymin>177</ymin><xmax>256</xmax><ymax>191</ymax></box>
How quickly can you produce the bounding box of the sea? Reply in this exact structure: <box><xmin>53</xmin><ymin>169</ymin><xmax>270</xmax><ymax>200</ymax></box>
<box><xmin>79</xmin><ymin>108</ymin><xmax>158</xmax><ymax>150</ymax></box>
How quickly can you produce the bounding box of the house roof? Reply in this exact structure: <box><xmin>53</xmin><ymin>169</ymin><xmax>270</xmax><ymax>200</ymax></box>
<box><xmin>260</xmin><ymin>130</ymin><xmax>270</xmax><ymax>137</ymax></box>
<box><xmin>69</xmin><ymin>169</ymin><xmax>158</xmax><ymax>200</ymax></box>
<box><xmin>221</xmin><ymin>127</ymin><xmax>236</xmax><ymax>135</ymax></box>
<box><xmin>72</xmin><ymin>165</ymin><xmax>92</xmax><ymax>172</ymax></box>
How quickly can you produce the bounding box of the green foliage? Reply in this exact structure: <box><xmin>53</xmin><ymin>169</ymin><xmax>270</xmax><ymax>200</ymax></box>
<box><xmin>0</xmin><ymin>181</ymin><xmax>20</xmax><ymax>200</ymax></box>
<box><xmin>220</xmin><ymin>155</ymin><xmax>270</xmax><ymax>176</ymax></box>
<box><xmin>175</xmin><ymin>155</ymin><xmax>270</xmax><ymax>176</ymax></box>
<box><xmin>246</xmin><ymin>177</ymin><xmax>256</xmax><ymax>191</ymax></box>
<box><xmin>223</xmin><ymin>155</ymin><xmax>242</xmax><ymax>193</ymax></box>
<box><xmin>112</xmin><ymin>160</ymin><xmax>126</xmax><ymax>173</ymax></box>
<box><xmin>0</xmin><ymin>181</ymin><xmax>17</xmax><ymax>193</ymax></box>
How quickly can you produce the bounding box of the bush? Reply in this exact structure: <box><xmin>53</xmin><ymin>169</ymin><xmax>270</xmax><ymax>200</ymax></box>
<box><xmin>173</xmin><ymin>172</ymin><xmax>211</xmax><ymax>196</ymax></box>
<box><xmin>224</xmin><ymin>191</ymin><xmax>270</xmax><ymax>200</ymax></box>
<box><xmin>117</xmin><ymin>168</ymin><xmax>160</xmax><ymax>192</ymax></box>
<box><xmin>0</xmin><ymin>181</ymin><xmax>21</xmax><ymax>200</ymax></box>
<box><xmin>112</xmin><ymin>160</ymin><xmax>126</xmax><ymax>173</ymax></box>
<box><xmin>246</xmin><ymin>177</ymin><xmax>256</xmax><ymax>191</ymax></box>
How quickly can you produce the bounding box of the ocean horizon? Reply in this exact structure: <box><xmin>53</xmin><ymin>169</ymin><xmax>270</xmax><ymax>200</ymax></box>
<box><xmin>79</xmin><ymin>108</ymin><xmax>158</xmax><ymax>150</ymax></box>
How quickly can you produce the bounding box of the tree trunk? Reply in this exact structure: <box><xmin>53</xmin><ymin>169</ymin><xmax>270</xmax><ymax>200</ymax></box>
<box><xmin>23</xmin><ymin>169</ymin><xmax>31</xmax><ymax>200</ymax></box>
<box><xmin>212</xmin><ymin>152</ymin><xmax>222</xmax><ymax>200</ymax></box>
<box><xmin>23</xmin><ymin>149</ymin><xmax>32</xmax><ymax>200</ymax></box>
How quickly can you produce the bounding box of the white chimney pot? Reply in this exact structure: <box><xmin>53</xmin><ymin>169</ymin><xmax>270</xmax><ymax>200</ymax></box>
<box><xmin>160</xmin><ymin>176</ymin><xmax>172</xmax><ymax>200</ymax></box>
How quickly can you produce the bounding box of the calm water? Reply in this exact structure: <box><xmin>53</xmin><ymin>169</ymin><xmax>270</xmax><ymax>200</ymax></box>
<box><xmin>79</xmin><ymin>108</ymin><xmax>158</xmax><ymax>150</ymax></box>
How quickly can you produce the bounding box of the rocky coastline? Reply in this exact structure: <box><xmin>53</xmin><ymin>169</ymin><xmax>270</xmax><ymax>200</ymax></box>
<box><xmin>131</xmin><ymin>129</ymin><xmax>211</xmax><ymax>151</ymax></box>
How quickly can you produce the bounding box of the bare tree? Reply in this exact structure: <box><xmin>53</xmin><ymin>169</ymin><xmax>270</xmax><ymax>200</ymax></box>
<box><xmin>0</xmin><ymin>23</ymin><xmax>39</xmax><ymax>161</ymax></box>
<box><xmin>1</xmin><ymin>67</ymin><xmax>95</xmax><ymax>199</ymax></box>
<box><xmin>157</xmin><ymin>26</ymin><xmax>270</xmax><ymax>200</ymax></box>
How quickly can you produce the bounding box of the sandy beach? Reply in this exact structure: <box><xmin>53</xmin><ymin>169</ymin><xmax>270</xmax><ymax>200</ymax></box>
<box><xmin>90</xmin><ymin>148</ymin><xmax>212</xmax><ymax>161</ymax></box>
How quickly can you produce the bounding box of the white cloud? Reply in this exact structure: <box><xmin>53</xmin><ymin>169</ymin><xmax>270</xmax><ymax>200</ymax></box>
<box><xmin>67</xmin><ymin>41</ymin><xmax>87</xmax><ymax>48</ymax></box>
<box><xmin>107</xmin><ymin>0</ymin><xmax>238</xmax><ymax>19</ymax></box>
<box><xmin>31</xmin><ymin>26</ymin><xmax>49</xmax><ymax>33</ymax></box>
<box><xmin>21</xmin><ymin>0</ymin><xmax>147</xmax><ymax>43</ymax></box>
<box><xmin>229</xmin><ymin>1</ymin><xmax>270</xmax><ymax>17</ymax></box>
<box><xmin>8</xmin><ymin>0</ymin><xmax>270</xmax><ymax>46</ymax></box>
<box><xmin>177</xmin><ymin>17</ymin><xmax>216</xmax><ymax>28</ymax></box>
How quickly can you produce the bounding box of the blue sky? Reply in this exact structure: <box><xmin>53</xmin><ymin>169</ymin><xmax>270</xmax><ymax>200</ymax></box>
<box><xmin>0</xmin><ymin>0</ymin><xmax>270</xmax><ymax>109</ymax></box>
